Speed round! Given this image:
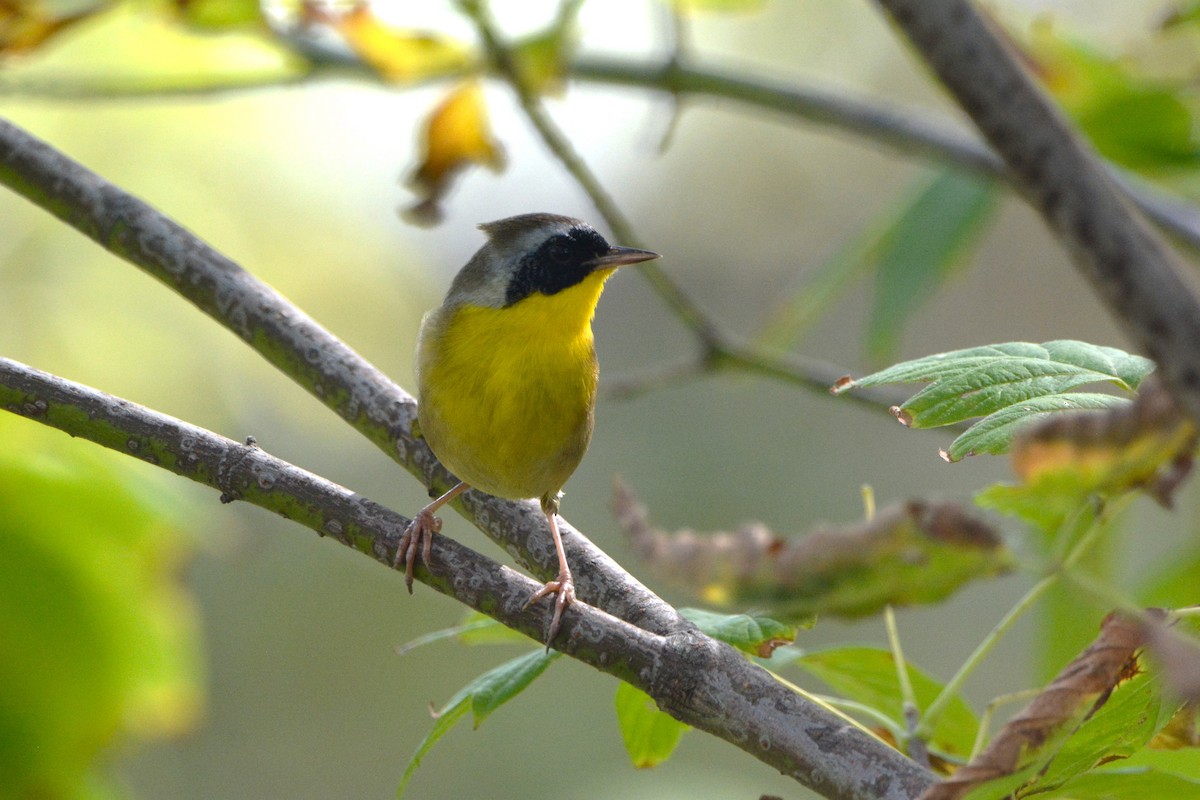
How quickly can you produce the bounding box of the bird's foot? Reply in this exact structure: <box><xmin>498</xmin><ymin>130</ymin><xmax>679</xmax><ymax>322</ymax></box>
<box><xmin>525</xmin><ymin>570</ymin><xmax>575</xmax><ymax>648</ymax></box>
<box><xmin>395</xmin><ymin>508</ymin><xmax>443</xmax><ymax>593</ymax></box>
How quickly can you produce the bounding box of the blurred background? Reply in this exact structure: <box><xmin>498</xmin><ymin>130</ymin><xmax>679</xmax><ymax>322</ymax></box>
<box><xmin>1</xmin><ymin>0</ymin><xmax>1197</xmax><ymax>797</ymax></box>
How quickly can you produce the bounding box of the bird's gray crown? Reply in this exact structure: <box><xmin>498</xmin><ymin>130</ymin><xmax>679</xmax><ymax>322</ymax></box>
<box><xmin>444</xmin><ymin>213</ymin><xmax>611</xmax><ymax>309</ymax></box>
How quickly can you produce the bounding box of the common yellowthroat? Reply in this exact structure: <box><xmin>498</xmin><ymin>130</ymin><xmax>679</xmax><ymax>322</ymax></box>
<box><xmin>398</xmin><ymin>213</ymin><xmax>660</xmax><ymax>644</ymax></box>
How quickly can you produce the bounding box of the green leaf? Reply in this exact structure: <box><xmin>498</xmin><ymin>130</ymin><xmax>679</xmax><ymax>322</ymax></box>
<box><xmin>455</xmin><ymin>611</ymin><xmax>530</xmax><ymax>646</ymax></box>
<box><xmin>846</xmin><ymin>341</ymin><xmax>1153</xmax><ymax>399</ymax></box>
<box><xmin>867</xmin><ymin>169</ymin><xmax>998</xmax><ymax>363</ymax></box>
<box><xmin>795</xmin><ymin>646</ymin><xmax>979</xmax><ymax>758</ymax></box>
<box><xmin>837</xmin><ymin>340</ymin><xmax>1153</xmax><ymax>459</ymax></box>
<box><xmin>470</xmin><ymin>649</ymin><xmax>559</xmax><ymax>725</ymax></box>
<box><xmin>1029</xmin><ymin>25</ymin><xmax>1200</xmax><ymax>170</ymax></box>
<box><xmin>1081</xmin><ymin>91</ymin><xmax>1200</xmax><ymax>169</ymax></box>
<box><xmin>959</xmin><ymin>767</ymin><xmax>1044</xmax><ymax>800</ymax></box>
<box><xmin>1036</xmin><ymin>669</ymin><xmax>1164</xmax><ymax>791</ymax></box>
<box><xmin>614</xmin><ymin>683</ymin><xmax>689</xmax><ymax>768</ymax></box>
<box><xmin>398</xmin><ymin>649</ymin><xmax>560</xmax><ymax>796</ymax></box>
<box><xmin>511</xmin><ymin>0</ymin><xmax>583</xmax><ymax>94</ymax></box>
<box><xmin>1042</xmin><ymin>767</ymin><xmax>1200</xmax><ymax>798</ymax></box>
<box><xmin>1138</xmin><ymin>539</ymin><xmax>1200</xmax><ymax>608</ymax></box>
<box><xmin>974</xmin><ymin>478</ymin><xmax>1099</xmax><ymax>542</ymax></box>
<box><xmin>0</xmin><ymin>426</ymin><xmax>202</xmax><ymax>799</ymax></box>
<box><xmin>394</xmin><ymin>614</ymin><xmax>507</xmax><ymax>655</ymax></box>
<box><xmin>943</xmin><ymin>393</ymin><xmax>1128</xmax><ymax>462</ymax></box>
<box><xmin>397</xmin><ymin>694</ymin><xmax>471</xmax><ymax>798</ymax></box>
<box><xmin>679</xmin><ymin>608</ymin><xmax>805</xmax><ymax>656</ymax></box>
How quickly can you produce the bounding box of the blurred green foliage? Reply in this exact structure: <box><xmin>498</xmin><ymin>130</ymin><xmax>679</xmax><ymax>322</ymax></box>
<box><xmin>0</xmin><ymin>418</ymin><xmax>201</xmax><ymax>800</ymax></box>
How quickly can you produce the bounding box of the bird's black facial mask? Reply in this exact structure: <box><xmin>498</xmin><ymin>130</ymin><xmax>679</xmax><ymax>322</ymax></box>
<box><xmin>504</xmin><ymin>227</ymin><xmax>611</xmax><ymax>307</ymax></box>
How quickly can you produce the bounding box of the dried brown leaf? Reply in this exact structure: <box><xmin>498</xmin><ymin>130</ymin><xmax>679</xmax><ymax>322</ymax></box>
<box><xmin>612</xmin><ymin>478</ymin><xmax>1011</xmax><ymax>619</ymax></box>
<box><xmin>918</xmin><ymin>612</ymin><xmax>1152</xmax><ymax>800</ymax></box>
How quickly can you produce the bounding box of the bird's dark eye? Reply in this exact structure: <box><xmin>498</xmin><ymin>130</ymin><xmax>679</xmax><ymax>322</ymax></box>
<box><xmin>547</xmin><ymin>242</ymin><xmax>571</xmax><ymax>263</ymax></box>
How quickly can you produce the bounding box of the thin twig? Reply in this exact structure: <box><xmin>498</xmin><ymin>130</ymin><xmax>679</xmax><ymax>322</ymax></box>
<box><xmin>6</xmin><ymin>47</ymin><xmax>1200</xmax><ymax>255</ymax></box>
<box><xmin>569</xmin><ymin>56</ymin><xmax>1200</xmax><ymax>254</ymax></box>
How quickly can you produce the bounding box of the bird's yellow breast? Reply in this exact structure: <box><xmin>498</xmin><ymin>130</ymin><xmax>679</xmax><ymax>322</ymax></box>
<box><xmin>416</xmin><ymin>270</ymin><xmax>613</xmax><ymax>502</ymax></box>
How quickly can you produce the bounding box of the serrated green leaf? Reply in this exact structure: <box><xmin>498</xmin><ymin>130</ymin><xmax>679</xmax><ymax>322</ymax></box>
<box><xmin>839</xmin><ymin>341</ymin><xmax>1152</xmax><ymax>459</ymax></box>
<box><xmin>1036</xmin><ymin>669</ymin><xmax>1164</xmax><ymax>791</ymax></box>
<box><xmin>943</xmin><ymin>393</ymin><xmax>1128</xmax><ymax>461</ymax></box>
<box><xmin>614</xmin><ymin>683</ymin><xmax>689</xmax><ymax>768</ymax></box>
<box><xmin>398</xmin><ymin>649</ymin><xmax>560</xmax><ymax>797</ymax></box>
<box><xmin>795</xmin><ymin>646</ymin><xmax>978</xmax><ymax>757</ymax></box>
<box><xmin>847</xmin><ymin>341</ymin><xmax>1153</xmax><ymax>396</ymax></box>
<box><xmin>868</xmin><ymin>169</ymin><xmax>998</xmax><ymax>363</ymax></box>
<box><xmin>679</xmin><ymin>608</ymin><xmax>804</xmax><ymax>656</ymax></box>
<box><xmin>901</xmin><ymin>359</ymin><xmax>1129</xmax><ymax>429</ymax></box>
<box><xmin>1042</xmin><ymin>767</ymin><xmax>1200</xmax><ymax>798</ymax></box>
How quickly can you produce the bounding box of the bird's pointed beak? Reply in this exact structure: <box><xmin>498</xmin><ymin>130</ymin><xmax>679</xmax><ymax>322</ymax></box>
<box><xmin>587</xmin><ymin>246</ymin><xmax>661</xmax><ymax>269</ymax></box>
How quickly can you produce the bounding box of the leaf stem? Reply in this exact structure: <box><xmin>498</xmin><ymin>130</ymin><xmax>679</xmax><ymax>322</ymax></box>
<box><xmin>915</xmin><ymin>573</ymin><xmax>1055</xmax><ymax>740</ymax></box>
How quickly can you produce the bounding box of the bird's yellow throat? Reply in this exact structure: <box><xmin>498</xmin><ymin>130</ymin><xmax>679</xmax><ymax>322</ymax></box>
<box><xmin>443</xmin><ymin>267</ymin><xmax>613</xmax><ymax>364</ymax></box>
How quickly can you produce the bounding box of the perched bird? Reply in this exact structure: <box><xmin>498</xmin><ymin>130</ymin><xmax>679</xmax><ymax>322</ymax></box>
<box><xmin>398</xmin><ymin>213</ymin><xmax>660</xmax><ymax>644</ymax></box>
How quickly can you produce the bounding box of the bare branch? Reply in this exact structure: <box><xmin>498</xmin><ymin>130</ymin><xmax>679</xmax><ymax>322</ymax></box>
<box><xmin>872</xmin><ymin>0</ymin><xmax>1200</xmax><ymax>428</ymax></box>
<box><xmin>0</xmin><ymin>357</ymin><xmax>937</xmax><ymax>800</ymax></box>
<box><xmin>0</xmin><ymin>115</ymin><xmax>683</xmax><ymax>637</ymax></box>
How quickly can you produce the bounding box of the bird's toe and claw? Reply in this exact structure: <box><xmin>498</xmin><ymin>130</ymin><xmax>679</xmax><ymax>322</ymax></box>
<box><xmin>395</xmin><ymin>509</ymin><xmax>443</xmax><ymax>593</ymax></box>
<box><xmin>525</xmin><ymin>570</ymin><xmax>576</xmax><ymax>647</ymax></box>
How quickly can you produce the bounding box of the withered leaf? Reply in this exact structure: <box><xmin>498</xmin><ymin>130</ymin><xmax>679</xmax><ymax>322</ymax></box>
<box><xmin>612</xmin><ymin>478</ymin><xmax>1012</xmax><ymax>620</ymax></box>
<box><xmin>919</xmin><ymin>612</ymin><xmax>1151</xmax><ymax>800</ymax></box>
<box><xmin>1011</xmin><ymin>376</ymin><xmax>1197</xmax><ymax>508</ymax></box>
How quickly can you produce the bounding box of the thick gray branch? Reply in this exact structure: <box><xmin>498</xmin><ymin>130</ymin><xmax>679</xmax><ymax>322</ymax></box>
<box><xmin>0</xmin><ymin>115</ymin><xmax>683</xmax><ymax>637</ymax></box>
<box><xmin>0</xmin><ymin>357</ymin><xmax>936</xmax><ymax>800</ymax></box>
<box><xmin>872</xmin><ymin>0</ymin><xmax>1200</xmax><ymax>425</ymax></box>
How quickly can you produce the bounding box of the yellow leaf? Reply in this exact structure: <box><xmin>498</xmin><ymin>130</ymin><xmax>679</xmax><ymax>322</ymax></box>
<box><xmin>405</xmin><ymin>81</ymin><xmax>506</xmax><ymax>224</ymax></box>
<box><xmin>0</xmin><ymin>0</ymin><xmax>103</xmax><ymax>55</ymax></box>
<box><xmin>318</xmin><ymin>3</ymin><xmax>470</xmax><ymax>83</ymax></box>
